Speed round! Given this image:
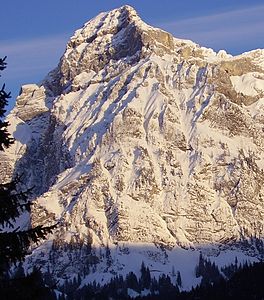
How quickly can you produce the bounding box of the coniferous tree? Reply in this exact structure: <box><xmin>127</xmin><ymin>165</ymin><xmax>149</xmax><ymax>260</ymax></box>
<box><xmin>195</xmin><ymin>252</ymin><xmax>204</xmax><ymax>278</ymax></box>
<box><xmin>176</xmin><ymin>271</ymin><xmax>182</xmax><ymax>287</ymax></box>
<box><xmin>126</xmin><ymin>271</ymin><xmax>140</xmax><ymax>292</ymax></box>
<box><xmin>0</xmin><ymin>57</ymin><xmax>13</xmax><ymax>150</ymax></box>
<box><xmin>140</xmin><ymin>261</ymin><xmax>151</xmax><ymax>289</ymax></box>
<box><xmin>0</xmin><ymin>57</ymin><xmax>56</xmax><ymax>290</ymax></box>
<box><xmin>171</xmin><ymin>265</ymin><xmax>176</xmax><ymax>277</ymax></box>
<box><xmin>105</xmin><ymin>243</ymin><xmax>113</xmax><ymax>268</ymax></box>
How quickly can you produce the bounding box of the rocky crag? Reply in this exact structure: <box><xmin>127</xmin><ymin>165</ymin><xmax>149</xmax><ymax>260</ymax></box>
<box><xmin>1</xmin><ymin>5</ymin><xmax>264</xmax><ymax>289</ymax></box>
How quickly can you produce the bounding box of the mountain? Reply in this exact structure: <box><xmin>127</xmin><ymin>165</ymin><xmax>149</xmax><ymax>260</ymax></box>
<box><xmin>1</xmin><ymin>5</ymin><xmax>264</xmax><ymax>291</ymax></box>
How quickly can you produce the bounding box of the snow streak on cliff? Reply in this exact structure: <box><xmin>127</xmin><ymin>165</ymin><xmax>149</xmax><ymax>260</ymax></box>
<box><xmin>1</xmin><ymin>5</ymin><xmax>264</xmax><ymax>289</ymax></box>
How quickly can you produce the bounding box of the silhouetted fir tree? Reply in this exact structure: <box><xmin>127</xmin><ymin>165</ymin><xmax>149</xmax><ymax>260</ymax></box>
<box><xmin>171</xmin><ymin>265</ymin><xmax>176</xmax><ymax>277</ymax></box>
<box><xmin>0</xmin><ymin>57</ymin><xmax>13</xmax><ymax>150</ymax></box>
<box><xmin>0</xmin><ymin>57</ymin><xmax>56</xmax><ymax>298</ymax></box>
<box><xmin>195</xmin><ymin>251</ymin><xmax>204</xmax><ymax>278</ymax></box>
<box><xmin>105</xmin><ymin>243</ymin><xmax>113</xmax><ymax>268</ymax></box>
<box><xmin>126</xmin><ymin>271</ymin><xmax>140</xmax><ymax>292</ymax></box>
<box><xmin>158</xmin><ymin>274</ymin><xmax>179</xmax><ymax>298</ymax></box>
<box><xmin>221</xmin><ymin>260</ymin><xmax>239</xmax><ymax>279</ymax></box>
<box><xmin>150</xmin><ymin>277</ymin><xmax>159</xmax><ymax>294</ymax></box>
<box><xmin>195</xmin><ymin>252</ymin><xmax>222</xmax><ymax>286</ymax></box>
<box><xmin>140</xmin><ymin>261</ymin><xmax>151</xmax><ymax>289</ymax></box>
<box><xmin>62</xmin><ymin>275</ymin><xmax>84</xmax><ymax>300</ymax></box>
<box><xmin>102</xmin><ymin>275</ymin><xmax>126</xmax><ymax>299</ymax></box>
<box><xmin>176</xmin><ymin>271</ymin><xmax>182</xmax><ymax>287</ymax></box>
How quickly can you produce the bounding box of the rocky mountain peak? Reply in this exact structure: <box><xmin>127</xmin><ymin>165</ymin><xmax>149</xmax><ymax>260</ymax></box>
<box><xmin>2</xmin><ymin>5</ymin><xmax>264</xmax><ymax>289</ymax></box>
<box><xmin>68</xmin><ymin>5</ymin><xmax>141</xmax><ymax>48</ymax></box>
<box><xmin>54</xmin><ymin>6</ymin><xmax>174</xmax><ymax>89</ymax></box>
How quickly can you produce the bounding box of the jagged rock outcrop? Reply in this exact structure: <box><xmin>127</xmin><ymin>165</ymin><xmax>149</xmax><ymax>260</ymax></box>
<box><xmin>2</xmin><ymin>5</ymin><xmax>264</xmax><ymax>286</ymax></box>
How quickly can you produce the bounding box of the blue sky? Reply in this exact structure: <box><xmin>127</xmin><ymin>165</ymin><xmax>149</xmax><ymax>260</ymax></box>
<box><xmin>1</xmin><ymin>0</ymin><xmax>264</xmax><ymax>111</ymax></box>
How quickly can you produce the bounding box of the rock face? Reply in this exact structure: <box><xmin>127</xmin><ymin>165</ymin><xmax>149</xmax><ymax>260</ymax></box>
<box><xmin>2</xmin><ymin>5</ymin><xmax>264</xmax><ymax>284</ymax></box>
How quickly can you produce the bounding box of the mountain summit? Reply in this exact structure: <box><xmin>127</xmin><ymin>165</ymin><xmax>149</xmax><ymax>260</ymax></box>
<box><xmin>2</xmin><ymin>5</ymin><xmax>264</xmax><ymax>289</ymax></box>
<box><xmin>54</xmin><ymin>4</ymin><xmax>175</xmax><ymax>93</ymax></box>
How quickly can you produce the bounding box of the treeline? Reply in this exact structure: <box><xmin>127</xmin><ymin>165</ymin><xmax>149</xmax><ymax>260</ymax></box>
<box><xmin>180</xmin><ymin>260</ymin><xmax>264</xmax><ymax>300</ymax></box>
<box><xmin>66</xmin><ymin>259</ymin><xmax>264</xmax><ymax>300</ymax></box>
<box><xmin>58</xmin><ymin>261</ymin><xmax>181</xmax><ymax>300</ymax></box>
<box><xmin>2</xmin><ymin>252</ymin><xmax>264</xmax><ymax>299</ymax></box>
<box><xmin>55</xmin><ymin>255</ymin><xmax>264</xmax><ymax>299</ymax></box>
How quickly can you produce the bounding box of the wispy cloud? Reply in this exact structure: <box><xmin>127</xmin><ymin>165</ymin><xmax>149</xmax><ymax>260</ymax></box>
<box><xmin>0</xmin><ymin>34</ymin><xmax>69</xmax><ymax>79</ymax></box>
<box><xmin>1</xmin><ymin>35</ymin><xmax>68</xmax><ymax>54</ymax></box>
<box><xmin>159</xmin><ymin>5</ymin><xmax>264</xmax><ymax>52</ymax></box>
<box><xmin>0</xmin><ymin>34</ymin><xmax>70</xmax><ymax>108</ymax></box>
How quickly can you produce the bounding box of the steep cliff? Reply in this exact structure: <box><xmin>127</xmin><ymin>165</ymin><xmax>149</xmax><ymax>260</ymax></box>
<box><xmin>2</xmin><ymin>5</ymin><xmax>264</xmax><ymax>289</ymax></box>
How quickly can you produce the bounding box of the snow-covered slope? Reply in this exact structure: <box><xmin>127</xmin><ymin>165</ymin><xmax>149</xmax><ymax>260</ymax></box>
<box><xmin>1</xmin><ymin>5</ymin><xmax>264</xmax><ymax>288</ymax></box>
